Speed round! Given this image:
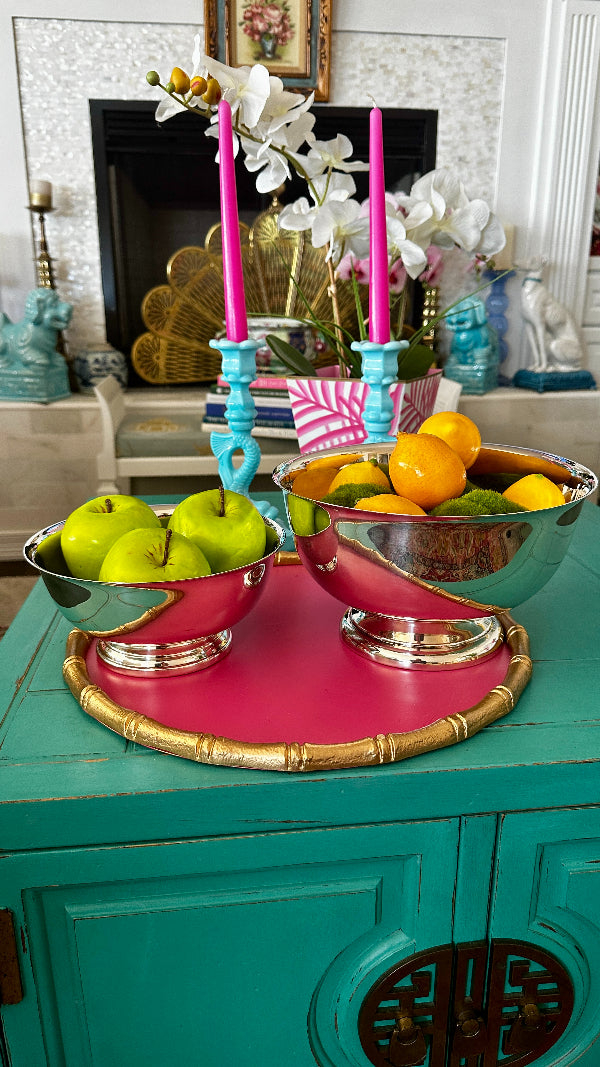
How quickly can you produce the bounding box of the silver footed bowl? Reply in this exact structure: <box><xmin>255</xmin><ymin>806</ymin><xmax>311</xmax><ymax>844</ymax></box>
<box><xmin>273</xmin><ymin>442</ymin><xmax>597</xmax><ymax>669</ymax></box>
<box><xmin>23</xmin><ymin>505</ymin><xmax>286</xmax><ymax>677</ymax></box>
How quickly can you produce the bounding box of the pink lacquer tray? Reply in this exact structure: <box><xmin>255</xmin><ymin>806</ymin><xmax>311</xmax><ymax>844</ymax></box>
<box><xmin>63</xmin><ymin>557</ymin><xmax>532</xmax><ymax>772</ymax></box>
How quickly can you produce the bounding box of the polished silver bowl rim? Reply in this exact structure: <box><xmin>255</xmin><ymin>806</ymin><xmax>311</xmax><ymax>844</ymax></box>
<box><xmin>23</xmin><ymin>503</ymin><xmax>287</xmax><ymax>586</ymax></box>
<box><xmin>272</xmin><ymin>440</ymin><xmax>598</xmax><ymax>520</ymax></box>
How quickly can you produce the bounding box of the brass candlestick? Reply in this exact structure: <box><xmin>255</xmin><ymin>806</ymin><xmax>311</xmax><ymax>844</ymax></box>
<box><xmin>27</xmin><ymin>186</ymin><xmax>76</xmax><ymax>385</ymax></box>
<box><xmin>30</xmin><ymin>205</ymin><xmax>56</xmax><ymax>289</ymax></box>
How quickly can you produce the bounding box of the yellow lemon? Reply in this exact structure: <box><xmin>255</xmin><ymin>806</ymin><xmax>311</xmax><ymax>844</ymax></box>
<box><xmin>502</xmin><ymin>473</ymin><xmax>565</xmax><ymax>510</ymax></box>
<box><xmin>354</xmin><ymin>494</ymin><xmax>426</xmax><ymax>515</ymax></box>
<box><xmin>328</xmin><ymin>460</ymin><xmax>390</xmax><ymax>493</ymax></box>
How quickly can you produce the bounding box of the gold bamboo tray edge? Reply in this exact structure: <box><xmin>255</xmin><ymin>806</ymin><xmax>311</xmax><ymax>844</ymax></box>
<box><xmin>62</xmin><ymin>561</ymin><xmax>532</xmax><ymax>773</ymax></box>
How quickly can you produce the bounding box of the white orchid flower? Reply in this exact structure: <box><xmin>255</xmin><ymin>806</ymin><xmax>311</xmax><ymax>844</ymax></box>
<box><xmin>204</xmin><ymin>118</ymin><xmax>241</xmax><ymax>160</ymax></box>
<box><xmin>239</xmin><ymin>111</ymin><xmax>316</xmax><ymax>193</ymax></box>
<box><xmin>242</xmin><ymin>136</ymin><xmax>292</xmax><ymax>193</ymax></box>
<box><xmin>274</xmin><ymin>110</ymin><xmax>316</xmax><ymax>153</ymax></box>
<box><xmin>278</xmin><ymin>174</ymin><xmax>360</xmax><ymax>251</ymax></box>
<box><xmin>305</xmin><ymin>134</ymin><xmax>369</xmax><ymax>178</ymax></box>
<box><xmin>261</xmin><ymin>80</ymin><xmax>315</xmax><ymax>137</ymax></box>
<box><xmin>278</xmin><ymin>197</ymin><xmax>317</xmax><ymax>232</ymax></box>
<box><xmin>310</xmin><ymin>199</ymin><xmax>370</xmax><ymax>265</ymax></box>
<box><xmin>384</xmin><ymin>202</ymin><xmax>429</xmax><ymax>278</ymax></box>
<box><xmin>398</xmin><ymin>168</ymin><xmax>505</xmax><ymax>256</ymax></box>
<box><xmin>310</xmin><ymin>171</ymin><xmax>356</xmax><ymax>205</ymax></box>
<box><xmin>155</xmin><ymin>92</ymin><xmax>188</xmax><ymax>124</ymax></box>
<box><xmin>203</xmin><ymin>55</ymin><xmax>271</xmax><ymax>128</ymax></box>
<box><xmin>473</xmin><ymin>213</ymin><xmax>506</xmax><ymax>256</ymax></box>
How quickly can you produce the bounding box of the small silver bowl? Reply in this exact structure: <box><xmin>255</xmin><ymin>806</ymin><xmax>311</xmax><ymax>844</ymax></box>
<box><xmin>273</xmin><ymin>442</ymin><xmax>597</xmax><ymax>669</ymax></box>
<box><xmin>24</xmin><ymin>505</ymin><xmax>286</xmax><ymax>676</ymax></box>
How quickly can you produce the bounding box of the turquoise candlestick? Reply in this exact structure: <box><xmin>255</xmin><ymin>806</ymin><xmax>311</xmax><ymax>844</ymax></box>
<box><xmin>352</xmin><ymin>339</ymin><xmax>409</xmax><ymax>442</ymax></box>
<box><xmin>209</xmin><ymin>338</ymin><xmax>278</xmax><ymax>520</ymax></box>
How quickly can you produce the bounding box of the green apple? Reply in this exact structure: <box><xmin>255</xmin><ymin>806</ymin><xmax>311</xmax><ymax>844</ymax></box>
<box><xmin>168</xmin><ymin>487</ymin><xmax>267</xmax><ymax>574</ymax></box>
<box><xmin>99</xmin><ymin>527</ymin><xmax>211</xmax><ymax>583</ymax></box>
<box><xmin>61</xmin><ymin>494</ymin><xmax>162</xmax><ymax>580</ymax></box>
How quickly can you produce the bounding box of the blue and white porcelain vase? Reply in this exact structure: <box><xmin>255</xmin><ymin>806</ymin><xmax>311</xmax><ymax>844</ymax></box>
<box><xmin>73</xmin><ymin>344</ymin><xmax>128</xmax><ymax>394</ymax></box>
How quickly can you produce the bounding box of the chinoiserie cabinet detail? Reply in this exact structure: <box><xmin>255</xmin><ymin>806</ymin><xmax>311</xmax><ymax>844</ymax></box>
<box><xmin>2</xmin><ymin>807</ymin><xmax>600</xmax><ymax>1066</ymax></box>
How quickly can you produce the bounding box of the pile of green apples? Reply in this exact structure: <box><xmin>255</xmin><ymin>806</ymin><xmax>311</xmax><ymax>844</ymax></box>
<box><xmin>60</xmin><ymin>488</ymin><xmax>268</xmax><ymax>583</ymax></box>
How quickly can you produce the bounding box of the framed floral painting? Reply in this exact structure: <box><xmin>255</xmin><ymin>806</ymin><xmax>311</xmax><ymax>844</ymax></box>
<box><xmin>203</xmin><ymin>0</ymin><xmax>331</xmax><ymax>100</ymax></box>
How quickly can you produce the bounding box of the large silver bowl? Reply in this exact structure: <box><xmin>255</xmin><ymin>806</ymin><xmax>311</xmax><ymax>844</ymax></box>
<box><xmin>273</xmin><ymin>442</ymin><xmax>597</xmax><ymax>669</ymax></box>
<box><xmin>24</xmin><ymin>505</ymin><xmax>286</xmax><ymax>676</ymax></box>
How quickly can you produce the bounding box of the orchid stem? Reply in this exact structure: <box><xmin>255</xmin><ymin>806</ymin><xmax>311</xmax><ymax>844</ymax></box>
<box><xmin>326</xmin><ymin>255</ymin><xmax>346</xmax><ymax>376</ymax></box>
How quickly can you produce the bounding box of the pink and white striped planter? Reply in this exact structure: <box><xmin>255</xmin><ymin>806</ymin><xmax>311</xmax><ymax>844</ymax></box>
<box><xmin>287</xmin><ymin>368</ymin><xmax>442</xmax><ymax>453</ymax></box>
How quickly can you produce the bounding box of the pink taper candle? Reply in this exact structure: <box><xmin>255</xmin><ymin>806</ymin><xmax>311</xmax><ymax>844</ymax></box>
<box><xmin>368</xmin><ymin>107</ymin><xmax>390</xmax><ymax>343</ymax></box>
<box><xmin>218</xmin><ymin>99</ymin><xmax>248</xmax><ymax>342</ymax></box>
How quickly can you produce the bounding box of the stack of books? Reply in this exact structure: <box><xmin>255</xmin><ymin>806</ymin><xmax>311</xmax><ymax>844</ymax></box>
<box><xmin>202</xmin><ymin>375</ymin><xmax>298</xmax><ymax>439</ymax></box>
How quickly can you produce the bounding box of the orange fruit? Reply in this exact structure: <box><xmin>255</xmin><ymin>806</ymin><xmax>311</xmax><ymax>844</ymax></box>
<box><xmin>388</xmin><ymin>432</ymin><xmax>467</xmax><ymax>510</ymax></box>
<box><xmin>502</xmin><ymin>473</ymin><xmax>565</xmax><ymax>510</ymax></box>
<box><xmin>418</xmin><ymin>411</ymin><xmax>481</xmax><ymax>469</ymax></box>
<box><xmin>289</xmin><ymin>466</ymin><xmax>337</xmax><ymax>501</ymax></box>
<box><xmin>328</xmin><ymin>460</ymin><xmax>390</xmax><ymax>493</ymax></box>
<box><xmin>305</xmin><ymin>452</ymin><xmax>363</xmax><ymax>471</ymax></box>
<box><xmin>354</xmin><ymin>494</ymin><xmax>426</xmax><ymax>515</ymax></box>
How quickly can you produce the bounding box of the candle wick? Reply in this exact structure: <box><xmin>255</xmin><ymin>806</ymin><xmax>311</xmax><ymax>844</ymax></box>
<box><xmin>366</xmin><ymin>93</ymin><xmax>378</xmax><ymax>108</ymax></box>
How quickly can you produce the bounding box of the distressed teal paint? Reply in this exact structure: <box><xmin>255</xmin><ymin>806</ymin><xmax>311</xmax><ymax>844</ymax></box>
<box><xmin>1</xmin><ymin>500</ymin><xmax>600</xmax><ymax>1065</ymax></box>
<box><xmin>453</xmin><ymin>814</ymin><xmax>499</xmax><ymax>944</ymax></box>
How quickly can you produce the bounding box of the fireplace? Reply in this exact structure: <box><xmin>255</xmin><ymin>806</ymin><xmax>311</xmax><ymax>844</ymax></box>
<box><xmin>90</xmin><ymin>101</ymin><xmax>437</xmax><ymax>383</ymax></box>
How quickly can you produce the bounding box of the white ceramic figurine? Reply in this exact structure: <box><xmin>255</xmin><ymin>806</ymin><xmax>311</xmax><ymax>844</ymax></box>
<box><xmin>521</xmin><ymin>265</ymin><xmax>583</xmax><ymax>373</ymax></box>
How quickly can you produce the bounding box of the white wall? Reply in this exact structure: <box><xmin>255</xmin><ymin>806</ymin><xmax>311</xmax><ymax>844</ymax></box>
<box><xmin>2</xmin><ymin>0</ymin><xmax>599</xmax><ymax>377</ymax></box>
<box><xmin>0</xmin><ymin>0</ymin><xmax>199</xmax><ymax>323</ymax></box>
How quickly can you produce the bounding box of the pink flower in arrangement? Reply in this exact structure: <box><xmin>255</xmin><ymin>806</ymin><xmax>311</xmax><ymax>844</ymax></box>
<box><xmin>388</xmin><ymin>258</ymin><xmax>407</xmax><ymax>293</ymax></box>
<box><xmin>419</xmin><ymin>246</ymin><xmax>444</xmax><ymax>285</ymax></box>
<box><xmin>336</xmin><ymin>254</ymin><xmax>369</xmax><ymax>284</ymax></box>
<box><xmin>241</xmin><ymin>0</ymin><xmax>295</xmax><ymax>48</ymax></box>
<box><xmin>337</xmin><ymin>254</ymin><xmax>409</xmax><ymax>294</ymax></box>
<box><xmin>264</xmin><ymin>3</ymin><xmax>284</xmax><ymax>18</ymax></box>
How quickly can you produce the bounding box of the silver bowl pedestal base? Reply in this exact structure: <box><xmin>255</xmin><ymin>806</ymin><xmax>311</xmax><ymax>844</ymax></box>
<box><xmin>341</xmin><ymin>609</ymin><xmax>504</xmax><ymax>669</ymax></box>
<box><xmin>97</xmin><ymin>629</ymin><xmax>232</xmax><ymax>677</ymax></box>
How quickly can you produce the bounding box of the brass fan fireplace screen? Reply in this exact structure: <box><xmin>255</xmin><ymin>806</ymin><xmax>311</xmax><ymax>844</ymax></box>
<box><xmin>132</xmin><ymin>196</ymin><xmax>367</xmax><ymax>385</ymax></box>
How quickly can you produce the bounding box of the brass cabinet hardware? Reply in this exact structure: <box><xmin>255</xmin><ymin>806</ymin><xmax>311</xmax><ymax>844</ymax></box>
<box><xmin>388</xmin><ymin>1014</ymin><xmax>428</xmax><ymax>1066</ymax></box>
<box><xmin>359</xmin><ymin>939</ymin><xmax>573</xmax><ymax>1066</ymax></box>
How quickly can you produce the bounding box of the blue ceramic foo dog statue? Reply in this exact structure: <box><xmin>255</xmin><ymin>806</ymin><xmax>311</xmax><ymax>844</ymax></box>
<box><xmin>444</xmin><ymin>295</ymin><xmax>499</xmax><ymax>395</ymax></box>
<box><xmin>0</xmin><ymin>287</ymin><xmax>72</xmax><ymax>402</ymax></box>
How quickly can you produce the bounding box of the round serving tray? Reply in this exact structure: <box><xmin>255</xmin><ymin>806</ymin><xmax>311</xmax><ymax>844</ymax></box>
<box><xmin>63</xmin><ymin>555</ymin><xmax>532</xmax><ymax>773</ymax></box>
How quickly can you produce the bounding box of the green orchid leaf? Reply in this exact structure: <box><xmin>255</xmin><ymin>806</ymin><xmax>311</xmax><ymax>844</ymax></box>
<box><xmin>350</xmin><ymin>265</ymin><xmax>367</xmax><ymax>341</ymax></box>
<box><xmin>397</xmin><ymin>343</ymin><xmax>436</xmax><ymax>382</ymax></box>
<box><xmin>264</xmin><ymin>334</ymin><xmax>316</xmax><ymax>377</ymax></box>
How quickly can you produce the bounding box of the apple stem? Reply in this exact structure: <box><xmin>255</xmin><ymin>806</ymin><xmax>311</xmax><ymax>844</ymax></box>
<box><xmin>219</xmin><ymin>483</ymin><xmax>225</xmax><ymax>518</ymax></box>
<box><xmin>105</xmin><ymin>498</ymin><xmax>113</xmax><ymax>513</ymax></box>
<box><xmin>161</xmin><ymin>528</ymin><xmax>172</xmax><ymax>567</ymax></box>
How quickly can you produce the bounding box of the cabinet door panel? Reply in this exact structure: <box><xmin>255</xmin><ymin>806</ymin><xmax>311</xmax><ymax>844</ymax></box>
<box><xmin>2</xmin><ymin>819</ymin><xmax>458</xmax><ymax>1067</ymax></box>
<box><xmin>491</xmin><ymin>807</ymin><xmax>600</xmax><ymax>1067</ymax></box>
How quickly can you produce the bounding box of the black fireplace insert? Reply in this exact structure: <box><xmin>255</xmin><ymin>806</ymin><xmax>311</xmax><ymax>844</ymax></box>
<box><xmin>90</xmin><ymin>99</ymin><xmax>437</xmax><ymax>379</ymax></box>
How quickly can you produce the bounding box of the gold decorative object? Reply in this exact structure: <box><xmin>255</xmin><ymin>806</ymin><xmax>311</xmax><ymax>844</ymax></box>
<box><xmin>27</xmin><ymin>180</ymin><xmax>74</xmax><ymax>382</ymax></box>
<box><xmin>62</xmin><ymin>552</ymin><xmax>532</xmax><ymax>774</ymax></box>
<box><xmin>421</xmin><ymin>285</ymin><xmax>439</xmax><ymax>350</ymax></box>
<box><xmin>132</xmin><ymin>193</ymin><xmax>367</xmax><ymax>384</ymax></box>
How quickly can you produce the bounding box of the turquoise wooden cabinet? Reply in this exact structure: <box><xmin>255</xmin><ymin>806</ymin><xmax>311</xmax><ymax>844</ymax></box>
<box><xmin>2</xmin><ymin>503</ymin><xmax>600</xmax><ymax>1066</ymax></box>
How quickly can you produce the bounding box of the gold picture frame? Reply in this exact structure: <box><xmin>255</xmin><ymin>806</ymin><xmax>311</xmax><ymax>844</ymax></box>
<box><xmin>204</xmin><ymin>0</ymin><xmax>331</xmax><ymax>101</ymax></box>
